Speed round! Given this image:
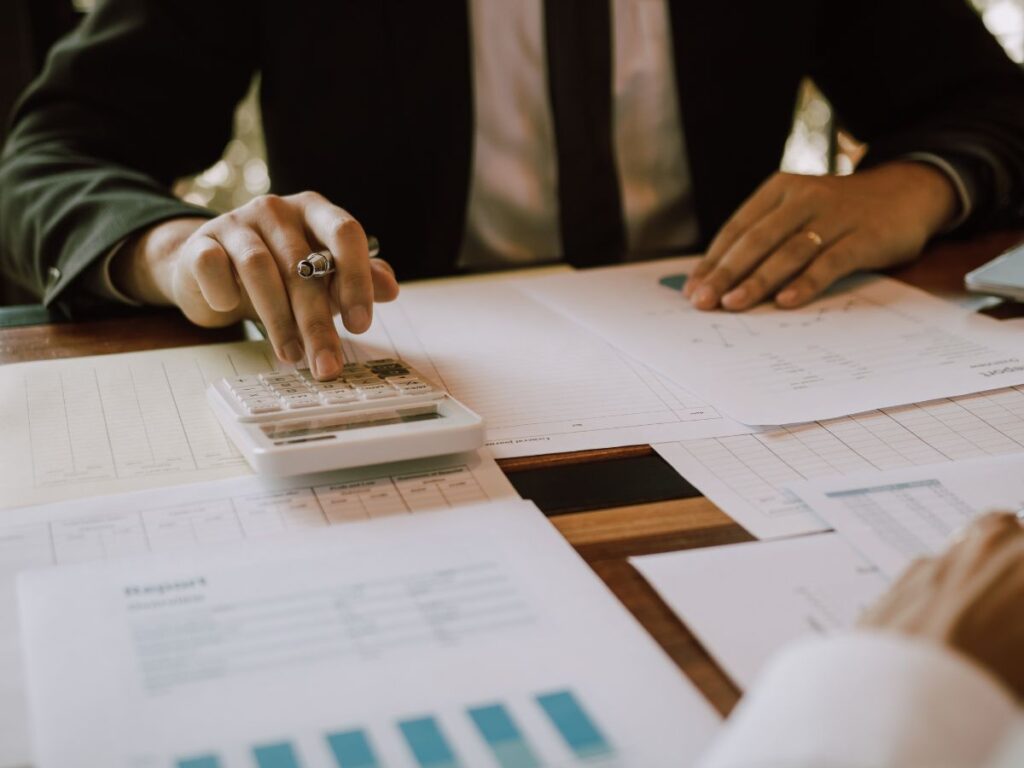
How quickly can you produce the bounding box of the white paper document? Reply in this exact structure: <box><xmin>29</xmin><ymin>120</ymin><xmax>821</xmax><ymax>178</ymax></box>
<box><xmin>0</xmin><ymin>452</ymin><xmax>516</xmax><ymax>768</ymax></box>
<box><xmin>337</xmin><ymin>276</ymin><xmax>751</xmax><ymax>458</ymax></box>
<box><xmin>18</xmin><ymin>500</ymin><xmax>720</xmax><ymax>768</ymax></box>
<box><xmin>655</xmin><ymin>385</ymin><xmax>1024</xmax><ymax>539</ymax></box>
<box><xmin>521</xmin><ymin>258</ymin><xmax>1024</xmax><ymax>425</ymax></box>
<box><xmin>0</xmin><ymin>341</ymin><xmax>275</xmax><ymax>510</ymax></box>
<box><xmin>631</xmin><ymin>535</ymin><xmax>887</xmax><ymax>689</ymax></box>
<box><xmin>787</xmin><ymin>454</ymin><xmax>1024</xmax><ymax>577</ymax></box>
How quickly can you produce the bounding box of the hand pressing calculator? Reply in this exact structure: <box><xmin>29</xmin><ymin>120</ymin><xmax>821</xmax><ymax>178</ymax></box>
<box><xmin>208</xmin><ymin>359</ymin><xmax>484</xmax><ymax>476</ymax></box>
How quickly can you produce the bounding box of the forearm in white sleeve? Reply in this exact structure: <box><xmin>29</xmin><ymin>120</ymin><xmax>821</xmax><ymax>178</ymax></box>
<box><xmin>697</xmin><ymin>631</ymin><xmax>1018</xmax><ymax>768</ymax></box>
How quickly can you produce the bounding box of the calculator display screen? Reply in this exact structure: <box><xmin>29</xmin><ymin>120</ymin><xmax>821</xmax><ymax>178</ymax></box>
<box><xmin>262</xmin><ymin>404</ymin><xmax>442</xmax><ymax>444</ymax></box>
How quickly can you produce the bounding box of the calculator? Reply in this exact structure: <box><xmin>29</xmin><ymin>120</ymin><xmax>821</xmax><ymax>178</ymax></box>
<box><xmin>208</xmin><ymin>359</ymin><xmax>484</xmax><ymax>476</ymax></box>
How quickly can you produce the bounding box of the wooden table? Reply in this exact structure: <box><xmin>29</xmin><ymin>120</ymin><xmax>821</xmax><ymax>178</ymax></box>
<box><xmin>2</xmin><ymin>229</ymin><xmax>1022</xmax><ymax>718</ymax></box>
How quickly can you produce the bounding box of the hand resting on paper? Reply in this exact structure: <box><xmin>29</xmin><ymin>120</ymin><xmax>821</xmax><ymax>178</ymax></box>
<box><xmin>859</xmin><ymin>512</ymin><xmax>1024</xmax><ymax>699</ymax></box>
<box><xmin>684</xmin><ymin>161</ymin><xmax>959</xmax><ymax>312</ymax></box>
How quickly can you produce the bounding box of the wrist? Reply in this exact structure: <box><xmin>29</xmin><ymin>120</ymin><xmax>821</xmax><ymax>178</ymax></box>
<box><xmin>872</xmin><ymin>161</ymin><xmax>960</xmax><ymax>238</ymax></box>
<box><xmin>110</xmin><ymin>217</ymin><xmax>207</xmax><ymax>304</ymax></box>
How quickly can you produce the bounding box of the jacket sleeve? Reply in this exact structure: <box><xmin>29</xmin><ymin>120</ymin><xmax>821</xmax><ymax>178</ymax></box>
<box><xmin>0</xmin><ymin>0</ymin><xmax>257</xmax><ymax>314</ymax></box>
<box><xmin>809</xmin><ymin>0</ymin><xmax>1024</xmax><ymax>235</ymax></box>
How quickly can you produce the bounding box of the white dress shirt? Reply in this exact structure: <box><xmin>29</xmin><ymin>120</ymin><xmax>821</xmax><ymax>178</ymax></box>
<box><xmin>458</xmin><ymin>0</ymin><xmax>698</xmax><ymax>268</ymax></box>
<box><xmin>698</xmin><ymin>632</ymin><xmax>1021</xmax><ymax>768</ymax></box>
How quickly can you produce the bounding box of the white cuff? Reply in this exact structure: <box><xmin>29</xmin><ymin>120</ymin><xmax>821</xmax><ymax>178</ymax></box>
<box><xmin>904</xmin><ymin>152</ymin><xmax>973</xmax><ymax>231</ymax></box>
<box><xmin>698</xmin><ymin>631</ymin><xmax>1019</xmax><ymax>768</ymax></box>
<box><xmin>82</xmin><ymin>239</ymin><xmax>142</xmax><ymax>306</ymax></box>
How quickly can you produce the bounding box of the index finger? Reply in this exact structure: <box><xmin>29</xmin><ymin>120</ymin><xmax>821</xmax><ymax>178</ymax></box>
<box><xmin>686</xmin><ymin>176</ymin><xmax>785</xmax><ymax>298</ymax></box>
<box><xmin>302</xmin><ymin>194</ymin><xmax>374</xmax><ymax>334</ymax></box>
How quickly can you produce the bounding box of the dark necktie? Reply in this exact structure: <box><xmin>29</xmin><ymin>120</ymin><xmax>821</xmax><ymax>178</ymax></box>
<box><xmin>543</xmin><ymin>0</ymin><xmax>627</xmax><ymax>267</ymax></box>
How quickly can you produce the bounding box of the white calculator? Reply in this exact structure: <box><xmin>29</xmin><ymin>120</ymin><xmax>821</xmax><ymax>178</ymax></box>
<box><xmin>208</xmin><ymin>359</ymin><xmax>484</xmax><ymax>476</ymax></box>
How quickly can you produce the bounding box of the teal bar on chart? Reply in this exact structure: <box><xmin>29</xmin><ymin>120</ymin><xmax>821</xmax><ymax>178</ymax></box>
<box><xmin>536</xmin><ymin>690</ymin><xmax>613</xmax><ymax>759</ymax></box>
<box><xmin>326</xmin><ymin>729</ymin><xmax>380</xmax><ymax>768</ymax></box>
<box><xmin>468</xmin><ymin>703</ymin><xmax>541</xmax><ymax>768</ymax></box>
<box><xmin>176</xmin><ymin>756</ymin><xmax>221</xmax><ymax>768</ymax></box>
<box><xmin>253</xmin><ymin>742</ymin><xmax>301</xmax><ymax>768</ymax></box>
<box><xmin>399</xmin><ymin>716</ymin><xmax>461</xmax><ymax>768</ymax></box>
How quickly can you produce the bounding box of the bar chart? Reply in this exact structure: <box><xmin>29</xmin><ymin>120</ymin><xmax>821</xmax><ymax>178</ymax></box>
<box><xmin>175</xmin><ymin>689</ymin><xmax>615</xmax><ymax>768</ymax></box>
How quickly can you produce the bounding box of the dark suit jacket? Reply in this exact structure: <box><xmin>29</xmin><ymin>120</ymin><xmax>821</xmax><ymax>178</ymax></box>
<box><xmin>2</xmin><ymin>0</ymin><xmax>1023</xmax><ymax>313</ymax></box>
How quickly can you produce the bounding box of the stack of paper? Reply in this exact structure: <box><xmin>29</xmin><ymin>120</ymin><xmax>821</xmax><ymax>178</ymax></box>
<box><xmin>0</xmin><ymin>453</ymin><xmax>518</xmax><ymax>768</ymax></box>
<box><xmin>520</xmin><ymin>260</ymin><xmax>1024</xmax><ymax>692</ymax></box>
<box><xmin>18</xmin><ymin>500</ymin><xmax>720</xmax><ymax>767</ymax></box>
<box><xmin>510</xmin><ymin>258</ymin><xmax>1024</xmax><ymax>542</ymax></box>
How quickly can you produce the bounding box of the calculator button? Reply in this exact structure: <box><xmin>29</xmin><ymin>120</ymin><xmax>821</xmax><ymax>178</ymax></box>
<box><xmin>282</xmin><ymin>394</ymin><xmax>319</xmax><ymax>409</ymax></box>
<box><xmin>355</xmin><ymin>383</ymin><xmax>393</xmax><ymax>393</ymax></box>
<box><xmin>232</xmin><ymin>385</ymin><xmax>270</xmax><ymax>397</ymax></box>
<box><xmin>365</xmin><ymin>358</ymin><xmax>399</xmax><ymax>366</ymax></box>
<box><xmin>245</xmin><ymin>398</ymin><xmax>283</xmax><ymax>414</ymax></box>
<box><xmin>359</xmin><ymin>389</ymin><xmax>399</xmax><ymax>400</ymax></box>
<box><xmin>371</xmin><ymin>366</ymin><xmax>410</xmax><ymax>378</ymax></box>
<box><xmin>316</xmin><ymin>382</ymin><xmax>353</xmax><ymax>392</ymax></box>
<box><xmin>398</xmin><ymin>384</ymin><xmax>433</xmax><ymax>394</ymax></box>
<box><xmin>236</xmin><ymin>388</ymin><xmax>272</xmax><ymax>400</ymax></box>
<box><xmin>259</xmin><ymin>373</ymin><xmax>296</xmax><ymax>385</ymax></box>
<box><xmin>367</xmin><ymin>360</ymin><xmax>409</xmax><ymax>372</ymax></box>
<box><xmin>272</xmin><ymin>385</ymin><xmax>310</xmax><ymax>396</ymax></box>
<box><xmin>322</xmin><ymin>391</ymin><xmax>359</xmax><ymax>404</ymax></box>
<box><xmin>227</xmin><ymin>375</ymin><xmax>263</xmax><ymax>387</ymax></box>
<box><xmin>239</xmin><ymin>391</ymin><xmax>276</xmax><ymax>404</ymax></box>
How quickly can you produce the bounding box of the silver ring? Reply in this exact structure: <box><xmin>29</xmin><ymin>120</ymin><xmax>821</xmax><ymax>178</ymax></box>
<box><xmin>296</xmin><ymin>236</ymin><xmax>382</xmax><ymax>280</ymax></box>
<box><xmin>296</xmin><ymin>251</ymin><xmax>334</xmax><ymax>279</ymax></box>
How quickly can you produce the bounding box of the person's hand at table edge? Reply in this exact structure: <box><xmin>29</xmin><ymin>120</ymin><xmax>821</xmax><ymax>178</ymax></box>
<box><xmin>860</xmin><ymin>511</ymin><xmax>1024</xmax><ymax>700</ymax></box>
<box><xmin>683</xmin><ymin>161</ymin><xmax>960</xmax><ymax>311</ymax></box>
<box><xmin>109</xmin><ymin>192</ymin><xmax>400</xmax><ymax>380</ymax></box>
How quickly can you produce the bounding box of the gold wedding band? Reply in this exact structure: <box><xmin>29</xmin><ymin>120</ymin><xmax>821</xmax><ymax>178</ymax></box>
<box><xmin>804</xmin><ymin>230</ymin><xmax>824</xmax><ymax>247</ymax></box>
<box><xmin>296</xmin><ymin>236</ymin><xmax>381</xmax><ymax>280</ymax></box>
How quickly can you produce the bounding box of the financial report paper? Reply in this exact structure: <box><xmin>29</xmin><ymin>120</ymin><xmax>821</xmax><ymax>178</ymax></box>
<box><xmin>654</xmin><ymin>385</ymin><xmax>1024</xmax><ymax>539</ymax></box>
<box><xmin>520</xmin><ymin>258</ymin><xmax>1024</xmax><ymax>425</ymax></box>
<box><xmin>336</xmin><ymin>276</ymin><xmax>753</xmax><ymax>458</ymax></box>
<box><xmin>0</xmin><ymin>453</ymin><xmax>516</xmax><ymax>768</ymax></box>
<box><xmin>18</xmin><ymin>500</ymin><xmax>720</xmax><ymax>768</ymax></box>
<box><xmin>787</xmin><ymin>454</ymin><xmax>1024</xmax><ymax>577</ymax></box>
<box><xmin>631</xmin><ymin>535</ymin><xmax>887</xmax><ymax>689</ymax></box>
<box><xmin>0</xmin><ymin>341</ymin><xmax>273</xmax><ymax>510</ymax></box>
